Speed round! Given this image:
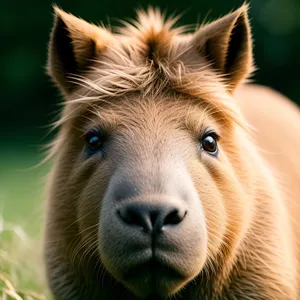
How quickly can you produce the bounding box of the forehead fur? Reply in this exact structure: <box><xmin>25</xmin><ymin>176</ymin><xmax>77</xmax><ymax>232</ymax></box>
<box><xmin>45</xmin><ymin>6</ymin><xmax>251</xmax><ymax>166</ymax></box>
<box><xmin>58</xmin><ymin>8</ymin><xmax>245</xmax><ymax>123</ymax></box>
<box><xmin>49</xmin><ymin>7</ymin><xmax>251</xmax><ymax>136</ymax></box>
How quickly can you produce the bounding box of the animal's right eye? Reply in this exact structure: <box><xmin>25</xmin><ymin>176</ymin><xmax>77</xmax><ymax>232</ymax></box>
<box><xmin>201</xmin><ymin>131</ymin><xmax>219</xmax><ymax>157</ymax></box>
<box><xmin>202</xmin><ymin>135</ymin><xmax>217</xmax><ymax>153</ymax></box>
<box><xmin>85</xmin><ymin>131</ymin><xmax>103</xmax><ymax>155</ymax></box>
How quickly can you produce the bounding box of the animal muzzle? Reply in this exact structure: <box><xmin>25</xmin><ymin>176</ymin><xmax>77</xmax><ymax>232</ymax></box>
<box><xmin>98</xmin><ymin>171</ymin><xmax>208</xmax><ymax>298</ymax></box>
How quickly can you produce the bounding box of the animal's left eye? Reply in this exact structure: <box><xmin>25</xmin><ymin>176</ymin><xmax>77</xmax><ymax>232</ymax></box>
<box><xmin>201</xmin><ymin>133</ymin><xmax>218</xmax><ymax>156</ymax></box>
<box><xmin>86</xmin><ymin>132</ymin><xmax>103</xmax><ymax>155</ymax></box>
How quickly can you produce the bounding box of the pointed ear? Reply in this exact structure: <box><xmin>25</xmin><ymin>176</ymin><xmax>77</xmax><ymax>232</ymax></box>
<box><xmin>192</xmin><ymin>4</ymin><xmax>253</xmax><ymax>92</ymax></box>
<box><xmin>47</xmin><ymin>6</ymin><xmax>113</xmax><ymax>94</ymax></box>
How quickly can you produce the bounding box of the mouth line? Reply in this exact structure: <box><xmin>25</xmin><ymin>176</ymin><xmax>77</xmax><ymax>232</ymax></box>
<box><xmin>124</xmin><ymin>256</ymin><xmax>185</xmax><ymax>281</ymax></box>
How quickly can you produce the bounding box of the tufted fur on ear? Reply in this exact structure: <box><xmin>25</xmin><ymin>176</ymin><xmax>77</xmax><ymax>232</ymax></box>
<box><xmin>47</xmin><ymin>6</ymin><xmax>114</xmax><ymax>94</ymax></box>
<box><xmin>192</xmin><ymin>4</ymin><xmax>253</xmax><ymax>92</ymax></box>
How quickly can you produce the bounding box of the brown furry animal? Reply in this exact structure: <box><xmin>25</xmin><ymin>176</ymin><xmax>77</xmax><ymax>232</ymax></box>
<box><xmin>44</xmin><ymin>4</ymin><xmax>300</xmax><ymax>300</ymax></box>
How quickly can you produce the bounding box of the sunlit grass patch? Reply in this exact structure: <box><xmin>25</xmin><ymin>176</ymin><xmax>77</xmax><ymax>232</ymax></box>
<box><xmin>0</xmin><ymin>217</ymin><xmax>48</xmax><ymax>300</ymax></box>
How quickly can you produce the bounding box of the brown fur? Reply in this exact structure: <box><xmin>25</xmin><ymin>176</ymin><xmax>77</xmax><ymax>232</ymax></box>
<box><xmin>44</xmin><ymin>4</ymin><xmax>300</xmax><ymax>300</ymax></box>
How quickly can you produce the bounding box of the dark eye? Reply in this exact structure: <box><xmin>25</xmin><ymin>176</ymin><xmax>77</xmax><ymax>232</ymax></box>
<box><xmin>86</xmin><ymin>132</ymin><xmax>102</xmax><ymax>155</ymax></box>
<box><xmin>202</xmin><ymin>133</ymin><xmax>218</xmax><ymax>156</ymax></box>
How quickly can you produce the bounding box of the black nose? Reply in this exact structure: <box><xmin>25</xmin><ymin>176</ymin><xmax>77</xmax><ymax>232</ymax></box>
<box><xmin>117</xmin><ymin>203</ymin><xmax>187</xmax><ymax>233</ymax></box>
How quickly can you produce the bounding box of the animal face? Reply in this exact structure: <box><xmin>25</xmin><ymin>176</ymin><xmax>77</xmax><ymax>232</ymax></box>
<box><xmin>79</xmin><ymin>98</ymin><xmax>210</xmax><ymax>298</ymax></box>
<box><xmin>46</xmin><ymin>5</ymin><xmax>254</xmax><ymax>299</ymax></box>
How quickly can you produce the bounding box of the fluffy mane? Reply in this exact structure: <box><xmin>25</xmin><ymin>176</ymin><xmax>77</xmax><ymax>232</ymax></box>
<box><xmin>53</xmin><ymin>8</ymin><xmax>248</xmax><ymax>123</ymax></box>
<box><xmin>45</xmin><ymin>6</ymin><xmax>251</xmax><ymax>163</ymax></box>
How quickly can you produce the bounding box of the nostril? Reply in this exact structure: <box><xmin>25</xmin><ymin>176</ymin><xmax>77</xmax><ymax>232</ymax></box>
<box><xmin>163</xmin><ymin>209</ymin><xmax>187</xmax><ymax>226</ymax></box>
<box><xmin>117</xmin><ymin>205</ymin><xmax>151</xmax><ymax>231</ymax></box>
<box><xmin>118</xmin><ymin>207</ymin><xmax>136</xmax><ymax>224</ymax></box>
<box><xmin>117</xmin><ymin>204</ymin><xmax>187</xmax><ymax>233</ymax></box>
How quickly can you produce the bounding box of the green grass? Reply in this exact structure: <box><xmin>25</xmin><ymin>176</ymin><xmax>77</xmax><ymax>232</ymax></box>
<box><xmin>0</xmin><ymin>145</ymin><xmax>50</xmax><ymax>299</ymax></box>
<box><xmin>0</xmin><ymin>218</ymin><xmax>47</xmax><ymax>299</ymax></box>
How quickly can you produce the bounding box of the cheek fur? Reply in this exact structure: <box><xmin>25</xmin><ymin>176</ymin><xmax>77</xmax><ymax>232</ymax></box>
<box><xmin>77</xmin><ymin>161</ymin><xmax>112</xmax><ymax>232</ymax></box>
<box><xmin>189</xmin><ymin>161</ymin><xmax>227</xmax><ymax>258</ymax></box>
<box><xmin>196</xmin><ymin>149</ymin><xmax>253</xmax><ymax>262</ymax></box>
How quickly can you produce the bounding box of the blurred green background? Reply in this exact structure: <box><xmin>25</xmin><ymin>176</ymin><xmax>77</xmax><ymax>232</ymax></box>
<box><xmin>1</xmin><ymin>0</ymin><xmax>300</xmax><ymax>234</ymax></box>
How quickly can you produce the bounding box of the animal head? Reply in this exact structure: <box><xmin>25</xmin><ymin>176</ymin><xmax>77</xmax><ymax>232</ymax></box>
<box><xmin>46</xmin><ymin>4</ymin><xmax>255</xmax><ymax>298</ymax></box>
